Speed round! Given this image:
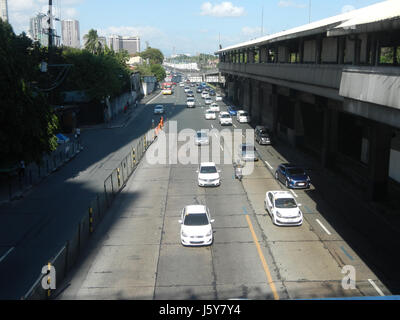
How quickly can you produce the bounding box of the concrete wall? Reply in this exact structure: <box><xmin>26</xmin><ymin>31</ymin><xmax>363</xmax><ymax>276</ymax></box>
<box><xmin>340</xmin><ymin>66</ymin><xmax>400</xmax><ymax>116</ymax></box>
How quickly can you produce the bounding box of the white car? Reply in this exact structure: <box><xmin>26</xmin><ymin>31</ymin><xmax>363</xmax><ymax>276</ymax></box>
<box><xmin>210</xmin><ymin>103</ymin><xmax>220</xmax><ymax>112</ymax></box>
<box><xmin>205</xmin><ymin>98</ymin><xmax>212</xmax><ymax>105</ymax></box>
<box><xmin>179</xmin><ymin>82</ymin><xmax>185</xmax><ymax>87</ymax></box>
<box><xmin>264</xmin><ymin>191</ymin><xmax>303</xmax><ymax>226</ymax></box>
<box><xmin>184</xmin><ymin>87</ymin><xmax>190</xmax><ymax>93</ymax></box>
<box><xmin>195</xmin><ymin>131</ymin><xmax>209</xmax><ymax>146</ymax></box>
<box><xmin>219</xmin><ymin>112</ymin><xmax>232</xmax><ymax>126</ymax></box>
<box><xmin>205</xmin><ymin>110</ymin><xmax>216</xmax><ymax>120</ymax></box>
<box><xmin>187</xmin><ymin>97</ymin><xmax>195</xmax><ymax>108</ymax></box>
<box><xmin>201</xmin><ymin>92</ymin><xmax>209</xmax><ymax>99</ymax></box>
<box><xmin>215</xmin><ymin>95</ymin><xmax>223</xmax><ymax>102</ymax></box>
<box><xmin>179</xmin><ymin>205</ymin><xmax>214</xmax><ymax>246</ymax></box>
<box><xmin>197</xmin><ymin>162</ymin><xmax>221</xmax><ymax>187</ymax></box>
<box><xmin>153</xmin><ymin>105</ymin><xmax>164</xmax><ymax>114</ymax></box>
<box><xmin>237</xmin><ymin>110</ymin><xmax>250</xmax><ymax>123</ymax></box>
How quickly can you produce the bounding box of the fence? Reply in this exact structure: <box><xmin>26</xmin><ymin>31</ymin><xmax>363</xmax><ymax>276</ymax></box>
<box><xmin>22</xmin><ymin>127</ymin><xmax>158</xmax><ymax>300</ymax></box>
<box><xmin>2</xmin><ymin>139</ymin><xmax>82</xmax><ymax>203</ymax></box>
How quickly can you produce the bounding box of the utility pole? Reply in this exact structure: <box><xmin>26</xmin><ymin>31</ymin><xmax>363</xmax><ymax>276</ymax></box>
<box><xmin>261</xmin><ymin>6</ymin><xmax>264</xmax><ymax>37</ymax></box>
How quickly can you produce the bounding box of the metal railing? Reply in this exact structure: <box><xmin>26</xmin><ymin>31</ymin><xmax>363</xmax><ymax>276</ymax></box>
<box><xmin>22</xmin><ymin>126</ymin><xmax>159</xmax><ymax>300</ymax></box>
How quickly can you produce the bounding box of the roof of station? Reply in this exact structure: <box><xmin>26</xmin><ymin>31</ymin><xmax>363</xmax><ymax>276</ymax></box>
<box><xmin>216</xmin><ymin>0</ymin><xmax>400</xmax><ymax>54</ymax></box>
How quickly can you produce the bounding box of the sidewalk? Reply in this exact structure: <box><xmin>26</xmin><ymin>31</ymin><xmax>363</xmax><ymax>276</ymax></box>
<box><xmin>0</xmin><ymin>90</ymin><xmax>160</xmax><ymax>207</ymax></box>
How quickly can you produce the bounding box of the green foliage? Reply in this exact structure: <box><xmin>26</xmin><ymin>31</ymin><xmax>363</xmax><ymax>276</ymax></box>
<box><xmin>60</xmin><ymin>46</ymin><xmax>131</xmax><ymax>101</ymax></box>
<box><xmin>83</xmin><ymin>29</ymin><xmax>104</xmax><ymax>55</ymax></box>
<box><xmin>0</xmin><ymin>20</ymin><xmax>59</xmax><ymax>166</ymax></box>
<box><xmin>150</xmin><ymin>64</ymin><xmax>166</xmax><ymax>82</ymax></box>
<box><xmin>140</xmin><ymin>47</ymin><xmax>164</xmax><ymax>65</ymax></box>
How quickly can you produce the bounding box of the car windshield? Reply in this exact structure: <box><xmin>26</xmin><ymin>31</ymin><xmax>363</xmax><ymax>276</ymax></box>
<box><xmin>242</xmin><ymin>145</ymin><xmax>254</xmax><ymax>152</ymax></box>
<box><xmin>275</xmin><ymin>198</ymin><xmax>298</xmax><ymax>209</ymax></box>
<box><xmin>200</xmin><ymin>166</ymin><xmax>217</xmax><ymax>173</ymax></box>
<box><xmin>184</xmin><ymin>213</ymin><xmax>209</xmax><ymax>226</ymax></box>
<box><xmin>287</xmin><ymin>168</ymin><xmax>306</xmax><ymax>175</ymax></box>
<box><xmin>206</xmin><ymin>111</ymin><xmax>215</xmax><ymax>114</ymax></box>
<box><xmin>187</xmin><ymin>98</ymin><xmax>194</xmax><ymax>101</ymax></box>
<box><xmin>197</xmin><ymin>132</ymin><xmax>207</xmax><ymax>138</ymax></box>
<box><xmin>221</xmin><ymin>114</ymin><xmax>230</xmax><ymax>118</ymax></box>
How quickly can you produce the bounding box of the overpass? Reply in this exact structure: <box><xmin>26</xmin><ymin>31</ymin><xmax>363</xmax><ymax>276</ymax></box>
<box><xmin>164</xmin><ymin>65</ymin><xmax>225</xmax><ymax>83</ymax></box>
<box><xmin>216</xmin><ymin>0</ymin><xmax>400</xmax><ymax>201</ymax></box>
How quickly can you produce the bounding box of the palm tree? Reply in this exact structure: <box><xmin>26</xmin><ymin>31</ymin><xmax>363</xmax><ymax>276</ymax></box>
<box><xmin>83</xmin><ymin>29</ymin><xmax>103</xmax><ymax>55</ymax></box>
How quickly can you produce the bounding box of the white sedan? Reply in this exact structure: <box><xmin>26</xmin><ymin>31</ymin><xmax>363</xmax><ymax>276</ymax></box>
<box><xmin>197</xmin><ymin>162</ymin><xmax>221</xmax><ymax>187</ymax></box>
<box><xmin>205</xmin><ymin>98</ymin><xmax>212</xmax><ymax>105</ymax></box>
<box><xmin>179</xmin><ymin>205</ymin><xmax>215</xmax><ymax>246</ymax></box>
<box><xmin>237</xmin><ymin>110</ymin><xmax>250</xmax><ymax>123</ymax></box>
<box><xmin>205</xmin><ymin>110</ymin><xmax>216</xmax><ymax>120</ymax></box>
<box><xmin>219</xmin><ymin>112</ymin><xmax>232</xmax><ymax>125</ymax></box>
<box><xmin>187</xmin><ymin>97</ymin><xmax>195</xmax><ymax>108</ymax></box>
<box><xmin>210</xmin><ymin>103</ymin><xmax>220</xmax><ymax>112</ymax></box>
<box><xmin>215</xmin><ymin>95</ymin><xmax>223</xmax><ymax>101</ymax></box>
<box><xmin>264</xmin><ymin>191</ymin><xmax>303</xmax><ymax>226</ymax></box>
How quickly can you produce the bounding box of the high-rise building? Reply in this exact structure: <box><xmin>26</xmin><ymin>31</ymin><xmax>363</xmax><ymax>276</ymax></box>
<box><xmin>121</xmin><ymin>36</ymin><xmax>140</xmax><ymax>55</ymax></box>
<box><xmin>0</xmin><ymin>0</ymin><xmax>9</xmax><ymax>22</ymax></box>
<box><xmin>108</xmin><ymin>35</ymin><xmax>123</xmax><ymax>52</ymax></box>
<box><xmin>29</xmin><ymin>13</ymin><xmax>48</xmax><ymax>47</ymax></box>
<box><xmin>108</xmin><ymin>35</ymin><xmax>140</xmax><ymax>54</ymax></box>
<box><xmin>61</xmin><ymin>20</ymin><xmax>80</xmax><ymax>48</ymax></box>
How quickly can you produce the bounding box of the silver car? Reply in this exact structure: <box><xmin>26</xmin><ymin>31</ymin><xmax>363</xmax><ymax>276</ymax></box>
<box><xmin>238</xmin><ymin>143</ymin><xmax>258</xmax><ymax>161</ymax></box>
<box><xmin>195</xmin><ymin>131</ymin><xmax>209</xmax><ymax>146</ymax></box>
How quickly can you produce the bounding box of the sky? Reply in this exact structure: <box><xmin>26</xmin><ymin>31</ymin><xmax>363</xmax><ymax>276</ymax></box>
<box><xmin>7</xmin><ymin>0</ymin><xmax>385</xmax><ymax>57</ymax></box>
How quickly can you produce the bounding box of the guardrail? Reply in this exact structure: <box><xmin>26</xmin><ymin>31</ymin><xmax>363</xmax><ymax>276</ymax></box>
<box><xmin>22</xmin><ymin>124</ymin><xmax>161</xmax><ymax>300</ymax></box>
<box><xmin>1</xmin><ymin>139</ymin><xmax>82</xmax><ymax>204</ymax></box>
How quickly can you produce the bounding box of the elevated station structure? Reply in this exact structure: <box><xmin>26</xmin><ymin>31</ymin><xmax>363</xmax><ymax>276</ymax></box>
<box><xmin>216</xmin><ymin>0</ymin><xmax>400</xmax><ymax>201</ymax></box>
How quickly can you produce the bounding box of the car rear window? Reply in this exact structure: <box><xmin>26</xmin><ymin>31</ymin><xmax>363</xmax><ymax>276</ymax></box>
<box><xmin>287</xmin><ymin>168</ymin><xmax>305</xmax><ymax>175</ymax></box>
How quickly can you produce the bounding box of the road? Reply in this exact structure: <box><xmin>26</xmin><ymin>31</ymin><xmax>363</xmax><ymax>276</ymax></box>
<box><xmin>0</xmin><ymin>92</ymin><xmax>162</xmax><ymax>299</ymax></box>
<box><xmin>56</xmin><ymin>84</ymin><xmax>390</xmax><ymax>299</ymax></box>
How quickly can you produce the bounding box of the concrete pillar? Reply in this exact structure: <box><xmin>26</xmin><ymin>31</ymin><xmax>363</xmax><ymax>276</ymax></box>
<box><xmin>321</xmin><ymin>107</ymin><xmax>339</xmax><ymax>169</ymax></box>
<box><xmin>338</xmin><ymin>37</ymin><xmax>345</xmax><ymax>64</ymax></box>
<box><xmin>260</xmin><ymin>46</ymin><xmax>267</xmax><ymax>63</ymax></box>
<box><xmin>368</xmin><ymin>123</ymin><xmax>392</xmax><ymax>201</ymax></box>
<box><xmin>248</xmin><ymin>49</ymin><xmax>254</xmax><ymax>63</ymax></box>
<box><xmin>294</xmin><ymin>100</ymin><xmax>305</xmax><ymax>147</ymax></box>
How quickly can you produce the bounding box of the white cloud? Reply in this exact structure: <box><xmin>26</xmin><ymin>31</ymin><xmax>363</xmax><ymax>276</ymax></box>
<box><xmin>200</xmin><ymin>2</ymin><xmax>245</xmax><ymax>17</ymax></box>
<box><xmin>7</xmin><ymin>0</ymin><xmax>83</xmax><ymax>34</ymax></box>
<box><xmin>341</xmin><ymin>5</ymin><xmax>356</xmax><ymax>13</ymax></box>
<box><xmin>278</xmin><ymin>1</ymin><xmax>307</xmax><ymax>9</ymax></box>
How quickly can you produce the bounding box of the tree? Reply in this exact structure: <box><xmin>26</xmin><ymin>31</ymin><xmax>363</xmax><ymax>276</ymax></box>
<box><xmin>83</xmin><ymin>29</ymin><xmax>104</xmax><ymax>55</ymax></box>
<box><xmin>140</xmin><ymin>47</ymin><xmax>164</xmax><ymax>65</ymax></box>
<box><xmin>150</xmin><ymin>64</ymin><xmax>166</xmax><ymax>82</ymax></box>
<box><xmin>0</xmin><ymin>20</ymin><xmax>59</xmax><ymax>166</ymax></box>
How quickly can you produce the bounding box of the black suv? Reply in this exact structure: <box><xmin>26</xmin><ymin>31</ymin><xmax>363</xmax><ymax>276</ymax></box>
<box><xmin>255</xmin><ymin>126</ymin><xmax>273</xmax><ymax>145</ymax></box>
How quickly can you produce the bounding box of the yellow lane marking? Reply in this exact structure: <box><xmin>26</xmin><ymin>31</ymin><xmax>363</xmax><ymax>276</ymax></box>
<box><xmin>245</xmin><ymin>214</ymin><xmax>280</xmax><ymax>300</ymax></box>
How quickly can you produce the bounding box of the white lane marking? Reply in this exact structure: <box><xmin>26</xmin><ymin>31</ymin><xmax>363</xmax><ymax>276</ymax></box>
<box><xmin>220</xmin><ymin>145</ymin><xmax>224</xmax><ymax>151</ymax></box>
<box><xmin>0</xmin><ymin>247</ymin><xmax>15</xmax><ymax>263</ymax></box>
<box><xmin>290</xmin><ymin>190</ymin><xmax>298</xmax><ymax>198</ymax></box>
<box><xmin>214</xmin><ymin>133</ymin><xmax>218</xmax><ymax>138</ymax></box>
<box><xmin>233</xmin><ymin>124</ymin><xmax>237</xmax><ymax>128</ymax></box>
<box><xmin>211</xmin><ymin>124</ymin><xmax>214</xmax><ymax>129</ymax></box>
<box><xmin>265</xmin><ymin>160</ymin><xmax>273</xmax><ymax>170</ymax></box>
<box><xmin>368</xmin><ymin>279</ymin><xmax>385</xmax><ymax>296</ymax></box>
<box><xmin>146</xmin><ymin>91</ymin><xmax>163</xmax><ymax>105</ymax></box>
<box><xmin>315</xmin><ymin>219</ymin><xmax>331</xmax><ymax>235</ymax></box>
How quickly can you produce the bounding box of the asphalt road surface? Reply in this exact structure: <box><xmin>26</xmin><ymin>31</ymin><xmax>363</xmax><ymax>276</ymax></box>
<box><xmin>56</xmin><ymin>85</ymin><xmax>390</xmax><ymax>300</ymax></box>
